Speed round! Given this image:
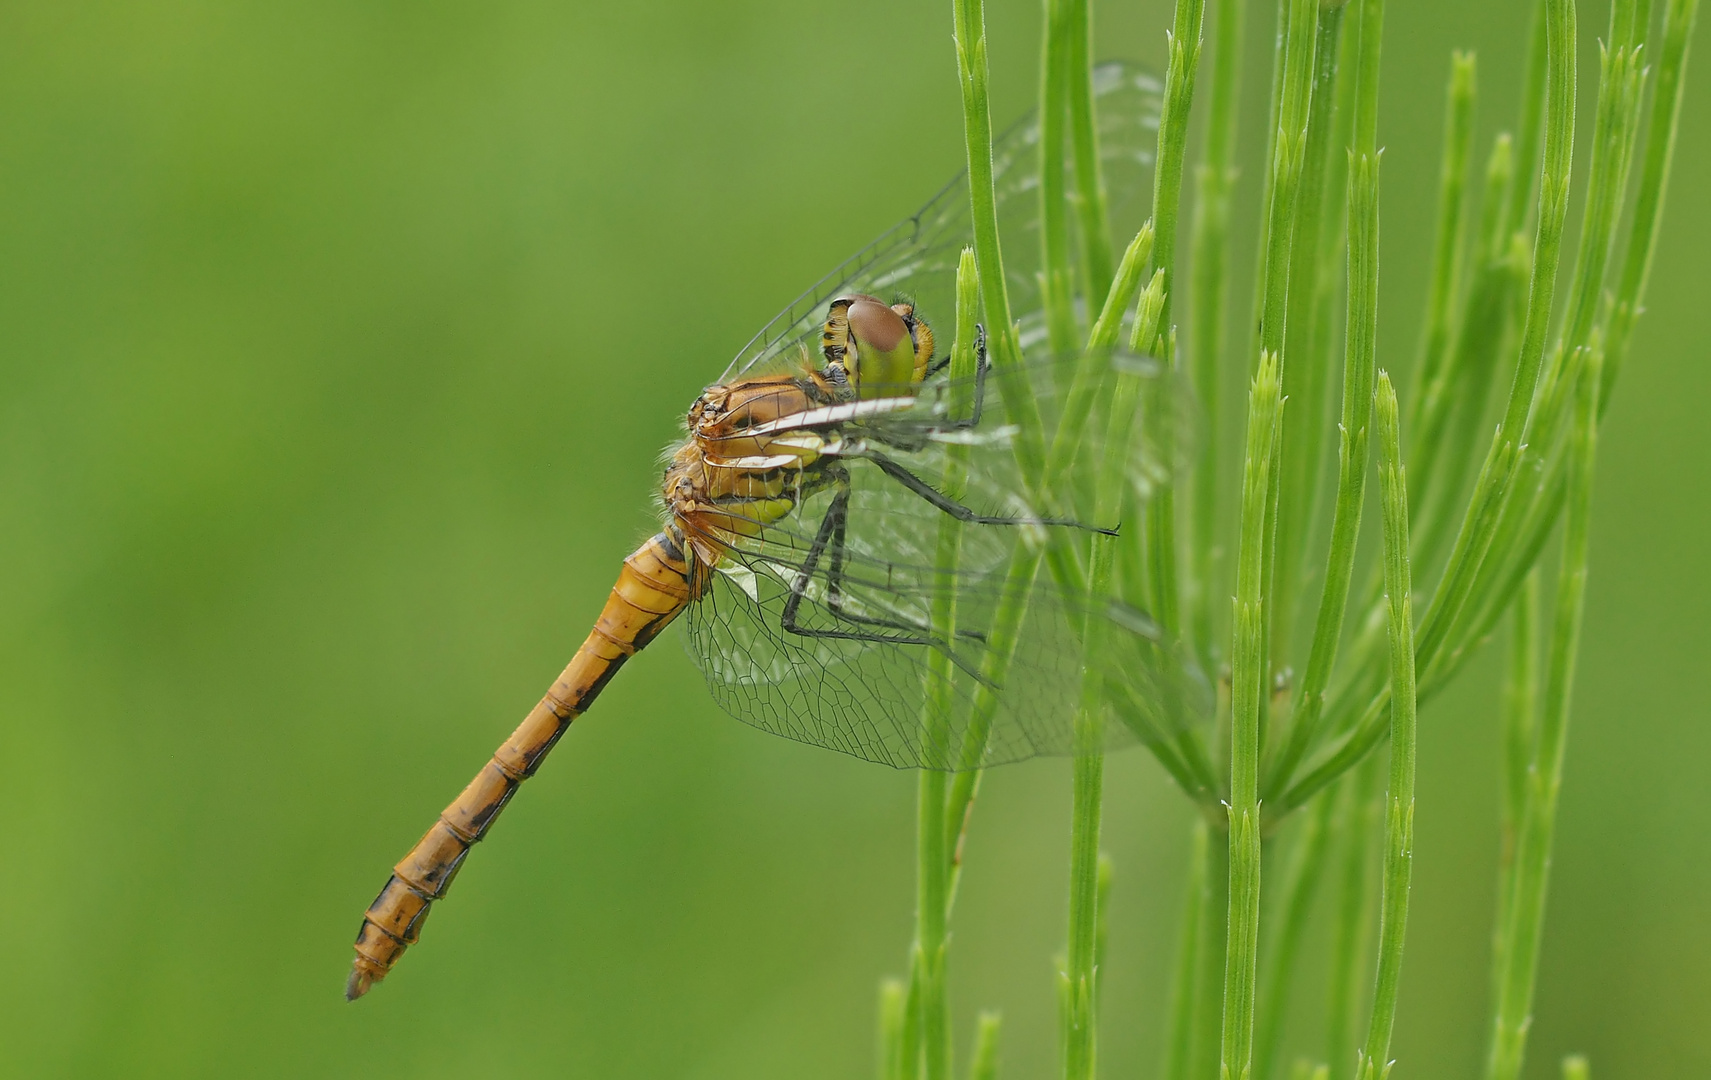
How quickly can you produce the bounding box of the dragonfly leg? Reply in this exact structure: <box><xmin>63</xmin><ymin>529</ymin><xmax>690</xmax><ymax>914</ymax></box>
<box><xmin>812</xmin><ymin>473</ymin><xmax>988</xmax><ymax>647</ymax></box>
<box><xmin>924</xmin><ymin>323</ymin><xmax>989</xmax><ymax>430</ymax></box>
<box><xmin>859</xmin><ymin>450</ymin><xmax>1117</xmax><ymax>535</ymax></box>
<box><xmin>779</xmin><ymin>477</ymin><xmax>993</xmax><ymax>686</ymax></box>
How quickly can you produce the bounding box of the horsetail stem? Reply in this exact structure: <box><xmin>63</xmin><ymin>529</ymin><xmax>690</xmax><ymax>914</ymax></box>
<box><xmin>1484</xmin><ymin>348</ymin><xmax>1601</xmax><ymax>1080</ymax></box>
<box><xmin>1356</xmin><ymin>373</ymin><xmax>1417</xmax><ymax>1080</ymax></box>
<box><xmin>1222</xmin><ymin>352</ymin><xmax>1282</xmax><ymax>1080</ymax></box>
<box><xmin>1186</xmin><ymin>0</ymin><xmax>1248</xmax><ymax>667</ymax></box>
<box><xmin>1262</xmin><ymin>0</ymin><xmax>1383</xmax><ymax>801</ymax></box>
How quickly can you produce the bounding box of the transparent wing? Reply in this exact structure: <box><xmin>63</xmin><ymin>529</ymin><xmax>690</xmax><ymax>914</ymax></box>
<box><xmin>719</xmin><ymin>62</ymin><xmax>1163</xmax><ymax>383</ymax></box>
<box><xmin>683</xmin><ymin>354</ymin><xmax>1212</xmax><ymax>770</ymax></box>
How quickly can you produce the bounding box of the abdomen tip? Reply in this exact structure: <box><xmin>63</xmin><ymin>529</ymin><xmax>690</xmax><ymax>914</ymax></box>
<box><xmin>345</xmin><ymin>966</ymin><xmax>376</xmax><ymax>1001</ymax></box>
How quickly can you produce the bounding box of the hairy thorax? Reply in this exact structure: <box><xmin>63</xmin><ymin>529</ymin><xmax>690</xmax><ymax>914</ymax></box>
<box><xmin>661</xmin><ymin>295</ymin><xmax>933</xmax><ymax>573</ymax></box>
<box><xmin>662</xmin><ymin>372</ymin><xmax>831</xmax><ymax>570</ymax></box>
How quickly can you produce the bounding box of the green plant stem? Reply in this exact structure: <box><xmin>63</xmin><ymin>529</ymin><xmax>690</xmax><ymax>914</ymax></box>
<box><xmin>1253</xmin><ymin>789</ymin><xmax>1336</xmax><ymax>1080</ymax></box>
<box><xmin>1061</xmin><ymin>591</ymin><xmax>1109</xmax><ymax>1080</ymax></box>
<box><xmin>1162</xmin><ymin>820</ymin><xmax>1210</xmax><ymax>1080</ymax></box>
<box><xmin>1435</xmin><ymin>0</ymin><xmax>1695</xmax><ymax>673</ymax></box>
<box><xmin>1262</xmin><ymin>52</ymin><xmax>1381</xmax><ymax>799</ymax></box>
<box><xmin>1561</xmin><ymin>1054</ymin><xmax>1590</xmax><ymax>1080</ymax></box>
<box><xmin>951</xmin><ymin>0</ymin><xmax>1043</xmax><ymax>479</ymax></box>
<box><xmin>1066</xmin><ymin>0</ymin><xmax>1113</xmax><ymax>307</ymax></box>
<box><xmin>1606</xmin><ymin>0</ymin><xmax>1701</xmax><ymax>391</ymax></box>
<box><xmin>1094</xmin><ymin>852</ymin><xmax>1113</xmax><ymax>1003</ymax></box>
<box><xmin>1560</xmin><ymin>27</ymin><xmax>1647</xmax><ymax>354</ymax></box>
<box><xmin>969</xmin><ymin>1013</ymin><xmax>1002</xmax><ymax>1080</ymax></box>
<box><xmin>1192</xmin><ymin>825</ymin><xmax>1233</xmax><ymax>1080</ymax></box>
<box><xmin>1271</xmin><ymin>0</ymin><xmax>1349</xmax><ymax>670</ymax></box>
<box><xmin>916</xmin><ymin>770</ymin><xmax>950</xmax><ymax>1079</ymax></box>
<box><xmin>1403</xmin><ymin>52</ymin><xmax>1477</xmax><ymax>505</ymax></box>
<box><xmin>1256</xmin><ymin>0</ymin><xmax>1320</xmax><ymax>361</ymax></box>
<box><xmin>916</xmin><ymin>766</ymin><xmax>951</xmax><ymax>1080</ymax></box>
<box><xmin>1441</xmin><ymin>0</ymin><xmax>1651</xmax><ymax>677</ymax></box>
<box><xmin>1349</xmin><ymin>0</ymin><xmax>1383</xmax><ymax>155</ymax></box>
<box><xmin>944</xmin><ymin>1</ymin><xmax>1075</xmax><ymax>914</ymax></box>
<box><xmin>1410</xmin><ymin>137</ymin><xmax>1518</xmax><ymax>572</ymax></box>
<box><xmin>1429</xmin><ymin>1</ymin><xmax>1643</xmax><ymax>688</ymax></box>
<box><xmin>1152</xmin><ymin>0</ymin><xmax>1208</xmax><ymax>350</ymax></box>
<box><xmin>1186</xmin><ymin>0</ymin><xmax>1248</xmax><ymax>665</ymax></box>
<box><xmin>1410</xmin><ymin>0</ymin><xmax>1575</xmax><ymax>676</ymax></box>
<box><xmin>1509</xmin><ymin>0</ymin><xmax>1550</xmax><ymax>235</ymax></box>
<box><xmin>1250</xmin><ymin>0</ymin><xmax>1317</xmax><ymax>763</ymax></box>
<box><xmin>915</xmin><ymin>250</ymin><xmax>985</xmax><ymax>1080</ymax></box>
<box><xmin>902</xmin><ymin>950</ymin><xmax>925</xmax><ymax>1080</ymax></box>
<box><xmin>1108</xmin><ymin>267</ymin><xmax>1222</xmax><ymax>802</ymax></box>
<box><xmin>940</xmin><ymin>257</ymin><xmax>993</xmax><ymax>910</ymax></box>
<box><xmin>1040</xmin><ymin>0</ymin><xmax>1081</xmax><ymax>361</ymax></box>
<box><xmin>1489</xmin><ymin>569</ymin><xmax>1540</xmax><ymax>1017</ymax></box>
<box><xmin>1061</xmin><ymin>715</ymin><xmax>1105</xmax><ymax>1080</ymax></box>
<box><xmin>1046</xmin><ymin>225</ymin><xmax>1156</xmax><ymax>499</ymax></box>
<box><xmin>881</xmin><ymin>979</ymin><xmax>908</xmax><ymax>1080</ymax></box>
<box><xmin>1356</xmin><ymin>373</ymin><xmax>1417</xmax><ymax>1080</ymax></box>
<box><xmin>1484</xmin><ymin>349</ymin><xmax>1601</xmax><ymax>1080</ymax></box>
<box><xmin>1137</xmin><ymin>0</ymin><xmax>1207</xmax><ymax>643</ymax></box>
<box><xmin>1056</xmin><ymin>241</ymin><xmax>1168</xmax><ymax>1080</ymax></box>
<box><xmin>1264</xmin><ymin>0</ymin><xmax>1387</xmax><ymax>802</ymax></box>
<box><xmin>1323</xmin><ymin>761</ymin><xmax>1380</xmax><ymax>1080</ymax></box>
<box><xmin>1222</xmin><ymin>354</ymin><xmax>1282</xmax><ymax>1080</ymax></box>
<box><xmin>1281</xmin><ymin>0</ymin><xmax>1575</xmax><ymax>813</ymax></box>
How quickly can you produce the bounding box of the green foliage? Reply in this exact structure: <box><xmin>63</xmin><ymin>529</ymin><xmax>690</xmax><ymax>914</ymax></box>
<box><xmin>883</xmin><ymin>0</ymin><xmax>1696</xmax><ymax>1075</ymax></box>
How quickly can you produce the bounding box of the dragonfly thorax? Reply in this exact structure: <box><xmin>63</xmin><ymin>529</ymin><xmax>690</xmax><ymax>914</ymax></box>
<box><xmin>663</xmin><ymin>293</ymin><xmax>937</xmax><ymax>570</ymax></box>
<box><xmin>664</xmin><ymin>376</ymin><xmax>828</xmax><ymax>570</ymax></box>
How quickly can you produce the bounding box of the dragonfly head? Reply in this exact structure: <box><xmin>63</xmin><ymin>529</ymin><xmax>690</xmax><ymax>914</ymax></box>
<box><xmin>820</xmin><ymin>294</ymin><xmax>934</xmax><ymax>399</ymax></box>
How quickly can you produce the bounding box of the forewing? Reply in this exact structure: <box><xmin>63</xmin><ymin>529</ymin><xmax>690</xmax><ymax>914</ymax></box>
<box><xmin>721</xmin><ymin>62</ymin><xmax>1162</xmax><ymax>383</ymax></box>
<box><xmin>682</xmin><ymin>354</ymin><xmax>1211</xmax><ymax>770</ymax></box>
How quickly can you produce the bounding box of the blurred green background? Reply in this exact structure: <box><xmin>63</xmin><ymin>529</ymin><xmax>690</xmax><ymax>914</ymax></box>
<box><xmin>1</xmin><ymin>1</ymin><xmax>1705</xmax><ymax>1076</ymax></box>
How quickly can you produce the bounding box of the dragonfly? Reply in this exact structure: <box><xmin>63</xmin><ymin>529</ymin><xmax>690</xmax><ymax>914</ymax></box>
<box><xmin>346</xmin><ymin>61</ymin><xmax>1207</xmax><ymax>1001</ymax></box>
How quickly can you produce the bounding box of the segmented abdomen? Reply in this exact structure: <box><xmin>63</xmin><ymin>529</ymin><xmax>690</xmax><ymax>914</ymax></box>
<box><xmin>346</xmin><ymin>529</ymin><xmax>698</xmax><ymax>999</ymax></box>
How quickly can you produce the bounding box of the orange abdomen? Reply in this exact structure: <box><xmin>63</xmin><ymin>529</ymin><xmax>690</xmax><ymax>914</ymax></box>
<box><xmin>346</xmin><ymin>530</ymin><xmax>699</xmax><ymax>999</ymax></box>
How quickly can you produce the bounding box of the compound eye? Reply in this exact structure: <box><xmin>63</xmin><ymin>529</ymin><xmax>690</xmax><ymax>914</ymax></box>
<box><xmin>846</xmin><ymin>298</ymin><xmax>909</xmax><ymax>354</ymax></box>
<box><xmin>844</xmin><ymin>298</ymin><xmax>918</xmax><ymax>395</ymax></box>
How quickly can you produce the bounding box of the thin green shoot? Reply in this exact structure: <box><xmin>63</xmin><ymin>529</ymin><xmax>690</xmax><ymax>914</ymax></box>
<box><xmin>913</xmin><ymin>248</ymin><xmax>989</xmax><ymax>1080</ymax></box>
<box><xmin>880</xmin><ymin>979</ymin><xmax>907</xmax><ymax>1080</ymax></box>
<box><xmin>1262</xmin><ymin>27</ymin><xmax>1382</xmax><ymax>797</ymax></box>
<box><xmin>1065</xmin><ymin>0</ymin><xmax>1113</xmax><ymax>306</ymax></box>
<box><xmin>1355</xmin><ymin>373</ymin><xmax>1418</xmax><ymax>1080</ymax></box>
<box><xmin>1508</xmin><ymin>0</ymin><xmax>1550</xmax><ymax>235</ymax></box>
<box><xmin>1253</xmin><ymin>789</ymin><xmax>1336</xmax><ymax>1080</ymax></box>
<box><xmin>1270</xmin><ymin>0</ymin><xmax>1351</xmax><ymax>669</ymax></box>
<box><xmin>968</xmin><ymin>1013</ymin><xmax>1002</xmax><ymax>1080</ymax></box>
<box><xmin>1135</xmin><ymin>0</ymin><xmax>1208</xmax><ymax>646</ymax></box>
<box><xmin>1323</xmin><ymin>761</ymin><xmax>1381</xmax><ymax>1080</ymax></box>
<box><xmin>1185</xmin><ymin>0</ymin><xmax>1249</xmax><ymax>663</ymax></box>
<box><xmin>1606</xmin><ymin>0</ymin><xmax>1701</xmax><ymax>392</ymax></box>
<box><xmin>1221</xmin><ymin>353</ymin><xmax>1282</xmax><ymax>1080</ymax></box>
<box><xmin>1410</xmin><ymin>0</ymin><xmax>1575</xmax><ymax>675</ymax></box>
<box><xmin>1403</xmin><ymin>52</ymin><xmax>1477</xmax><ymax>509</ymax></box>
<box><xmin>950</xmin><ymin>0</ymin><xmax>1044</xmax><ymax>482</ymax></box>
<box><xmin>1039</xmin><ymin>0</ymin><xmax>1081</xmax><ymax>362</ymax></box>
<box><xmin>1161</xmin><ymin>820</ymin><xmax>1210</xmax><ymax>1080</ymax></box>
<box><xmin>1484</xmin><ymin>349</ymin><xmax>1602</xmax><ymax>1080</ymax></box>
<box><xmin>1489</xmin><ymin>569</ymin><xmax>1540</xmax><ymax>1017</ymax></box>
<box><xmin>1278</xmin><ymin>0</ymin><xmax>1577</xmax><ymax>814</ymax></box>
<box><xmin>1058</xmin><ymin>225</ymin><xmax>1161</xmax><ymax>1080</ymax></box>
